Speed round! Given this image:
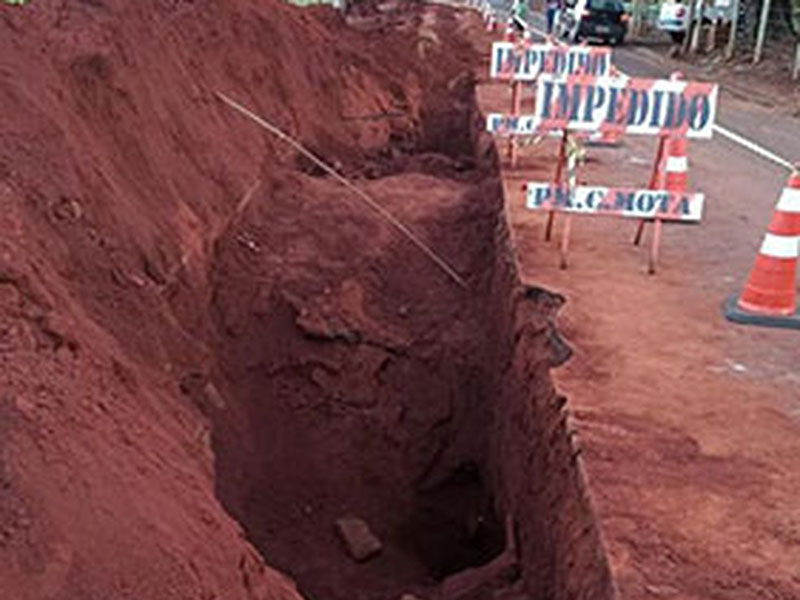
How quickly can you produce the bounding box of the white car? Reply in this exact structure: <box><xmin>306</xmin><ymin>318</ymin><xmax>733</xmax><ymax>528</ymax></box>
<box><xmin>658</xmin><ymin>0</ymin><xmax>724</xmax><ymax>43</ymax></box>
<box><xmin>657</xmin><ymin>0</ymin><xmax>690</xmax><ymax>43</ymax></box>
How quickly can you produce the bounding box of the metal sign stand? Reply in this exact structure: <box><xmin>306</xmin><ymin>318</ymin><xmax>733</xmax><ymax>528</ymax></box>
<box><xmin>545</xmin><ymin>128</ymin><xmax>569</xmax><ymax>242</ymax></box>
<box><xmin>559</xmin><ymin>135</ymin><xmax>582</xmax><ymax>270</ymax></box>
<box><xmin>633</xmin><ymin>132</ymin><xmax>668</xmax><ymax>273</ymax></box>
<box><xmin>508</xmin><ymin>79</ymin><xmax>522</xmax><ymax>167</ymax></box>
<box><xmin>560</xmin><ymin>209</ymin><xmax>573</xmax><ymax>269</ymax></box>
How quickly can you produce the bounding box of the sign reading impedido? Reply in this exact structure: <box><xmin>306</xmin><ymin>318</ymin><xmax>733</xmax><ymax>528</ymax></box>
<box><xmin>489</xmin><ymin>42</ymin><xmax>612</xmax><ymax>80</ymax></box>
<box><xmin>487</xmin><ymin>75</ymin><xmax>719</xmax><ymax>139</ymax></box>
<box><xmin>526</xmin><ymin>183</ymin><xmax>704</xmax><ymax>222</ymax></box>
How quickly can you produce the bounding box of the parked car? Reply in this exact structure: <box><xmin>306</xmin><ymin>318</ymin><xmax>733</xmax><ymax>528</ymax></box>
<box><xmin>657</xmin><ymin>0</ymin><xmax>724</xmax><ymax>44</ymax></box>
<box><xmin>557</xmin><ymin>0</ymin><xmax>630</xmax><ymax>45</ymax></box>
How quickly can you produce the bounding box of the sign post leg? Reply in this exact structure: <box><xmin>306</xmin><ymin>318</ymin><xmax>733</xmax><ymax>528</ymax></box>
<box><xmin>560</xmin><ymin>130</ymin><xmax>580</xmax><ymax>269</ymax></box>
<box><xmin>648</xmin><ymin>134</ymin><xmax>667</xmax><ymax>189</ymax></box>
<box><xmin>649</xmin><ymin>217</ymin><xmax>662</xmax><ymax>274</ymax></box>
<box><xmin>544</xmin><ymin>203</ymin><xmax>556</xmax><ymax>241</ymax></box>
<box><xmin>560</xmin><ymin>215</ymin><xmax>572</xmax><ymax>269</ymax></box>
<box><xmin>508</xmin><ymin>80</ymin><xmax>522</xmax><ymax>167</ymax></box>
<box><xmin>633</xmin><ymin>219</ymin><xmax>646</xmax><ymax>246</ymax></box>
<box><xmin>546</xmin><ymin>129</ymin><xmax>568</xmax><ymax>241</ymax></box>
<box><xmin>634</xmin><ymin>134</ymin><xmax>667</xmax><ymax>246</ymax></box>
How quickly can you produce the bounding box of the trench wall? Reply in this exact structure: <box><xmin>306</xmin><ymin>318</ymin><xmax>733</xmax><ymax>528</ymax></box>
<box><xmin>470</xmin><ymin>105</ymin><xmax>618</xmax><ymax>600</ymax></box>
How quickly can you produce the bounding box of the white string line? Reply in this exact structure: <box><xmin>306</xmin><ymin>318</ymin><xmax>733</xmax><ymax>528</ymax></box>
<box><xmin>711</xmin><ymin>124</ymin><xmax>795</xmax><ymax>171</ymax></box>
<box><xmin>215</xmin><ymin>92</ymin><xmax>468</xmax><ymax>289</ymax></box>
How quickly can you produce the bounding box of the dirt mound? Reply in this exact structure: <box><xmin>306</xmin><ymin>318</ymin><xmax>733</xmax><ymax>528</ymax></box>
<box><xmin>0</xmin><ymin>1</ymin><xmax>613</xmax><ymax>599</ymax></box>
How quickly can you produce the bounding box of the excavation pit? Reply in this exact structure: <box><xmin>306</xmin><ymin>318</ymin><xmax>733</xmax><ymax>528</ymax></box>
<box><xmin>207</xmin><ymin>33</ymin><xmax>613</xmax><ymax>599</ymax></box>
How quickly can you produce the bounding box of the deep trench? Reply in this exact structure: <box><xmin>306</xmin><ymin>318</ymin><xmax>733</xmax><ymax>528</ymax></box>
<box><xmin>208</xmin><ymin>51</ymin><xmax>614</xmax><ymax>600</ymax></box>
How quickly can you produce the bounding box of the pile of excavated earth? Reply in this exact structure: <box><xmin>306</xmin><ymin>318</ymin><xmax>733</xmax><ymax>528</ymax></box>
<box><xmin>0</xmin><ymin>1</ymin><xmax>612</xmax><ymax>599</ymax></box>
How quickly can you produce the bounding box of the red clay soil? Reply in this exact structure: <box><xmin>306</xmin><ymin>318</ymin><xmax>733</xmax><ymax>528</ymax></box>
<box><xmin>1</xmin><ymin>2</ymin><xmax>613</xmax><ymax>600</ymax></box>
<box><xmin>0</xmin><ymin>1</ymin><xmax>479</xmax><ymax>598</ymax></box>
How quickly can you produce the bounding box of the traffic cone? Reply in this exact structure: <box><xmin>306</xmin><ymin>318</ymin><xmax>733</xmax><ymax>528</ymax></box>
<box><xmin>586</xmin><ymin>128</ymin><xmax>622</xmax><ymax>147</ymax></box>
<box><xmin>663</xmin><ymin>135</ymin><xmax>688</xmax><ymax>192</ymax></box>
<box><xmin>726</xmin><ymin>166</ymin><xmax>800</xmax><ymax>329</ymax></box>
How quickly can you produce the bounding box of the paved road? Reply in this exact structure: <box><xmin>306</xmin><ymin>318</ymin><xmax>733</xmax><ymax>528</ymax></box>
<box><xmin>520</xmin><ymin>10</ymin><xmax>799</xmax><ymax>170</ymax></box>
<box><xmin>614</xmin><ymin>43</ymin><xmax>799</xmax><ymax>170</ymax></box>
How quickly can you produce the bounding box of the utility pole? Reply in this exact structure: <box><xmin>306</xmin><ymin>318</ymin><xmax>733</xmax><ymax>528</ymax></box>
<box><xmin>706</xmin><ymin>16</ymin><xmax>718</xmax><ymax>52</ymax></box>
<box><xmin>631</xmin><ymin>0</ymin><xmax>643</xmax><ymax>36</ymax></box>
<box><xmin>753</xmin><ymin>0</ymin><xmax>772</xmax><ymax>63</ymax></box>
<box><xmin>725</xmin><ymin>0</ymin><xmax>739</xmax><ymax>59</ymax></box>
<box><xmin>793</xmin><ymin>42</ymin><xmax>800</xmax><ymax>80</ymax></box>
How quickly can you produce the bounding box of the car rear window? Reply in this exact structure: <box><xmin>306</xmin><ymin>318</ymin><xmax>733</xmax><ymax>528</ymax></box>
<box><xmin>589</xmin><ymin>0</ymin><xmax>625</xmax><ymax>11</ymax></box>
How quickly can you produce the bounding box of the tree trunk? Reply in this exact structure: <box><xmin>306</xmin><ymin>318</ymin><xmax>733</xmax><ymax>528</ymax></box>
<box><xmin>753</xmin><ymin>0</ymin><xmax>772</xmax><ymax>62</ymax></box>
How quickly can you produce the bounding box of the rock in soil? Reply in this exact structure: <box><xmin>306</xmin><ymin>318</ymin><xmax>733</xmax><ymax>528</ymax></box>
<box><xmin>334</xmin><ymin>517</ymin><xmax>383</xmax><ymax>562</ymax></box>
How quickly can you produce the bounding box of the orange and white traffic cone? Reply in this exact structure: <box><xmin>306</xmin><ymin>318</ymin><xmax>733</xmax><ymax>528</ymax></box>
<box><xmin>726</xmin><ymin>166</ymin><xmax>800</xmax><ymax>329</ymax></box>
<box><xmin>586</xmin><ymin>128</ymin><xmax>622</xmax><ymax>147</ymax></box>
<box><xmin>663</xmin><ymin>135</ymin><xmax>688</xmax><ymax>192</ymax></box>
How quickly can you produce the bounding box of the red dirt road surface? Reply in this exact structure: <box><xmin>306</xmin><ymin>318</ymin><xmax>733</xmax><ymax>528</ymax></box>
<box><xmin>475</xmin><ymin>16</ymin><xmax>800</xmax><ymax>600</ymax></box>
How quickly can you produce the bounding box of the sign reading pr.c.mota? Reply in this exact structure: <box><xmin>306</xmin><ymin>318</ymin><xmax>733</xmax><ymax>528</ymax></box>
<box><xmin>490</xmin><ymin>42</ymin><xmax>611</xmax><ymax>81</ymax></box>
<box><xmin>486</xmin><ymin>75</ymin><xmax>719</xmax><ymax>139</ymax></box>
<box><xmin>525</xmin><ymin>183</ymin><xmax>705</xmax><ymax>222</ymax></box>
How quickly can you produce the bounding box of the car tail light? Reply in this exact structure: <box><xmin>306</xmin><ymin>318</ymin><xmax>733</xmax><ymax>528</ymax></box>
<box><xmin>676</xmin><ymin>7</ymin><xmax>686</xmax><ymax>16</ymax></box>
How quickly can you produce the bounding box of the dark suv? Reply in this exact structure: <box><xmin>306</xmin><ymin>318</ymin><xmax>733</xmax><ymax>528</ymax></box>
<box><xmin>558</xmin><ymin>0</ymin><xmax>630</xmax><ymax>45</ymax></box>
